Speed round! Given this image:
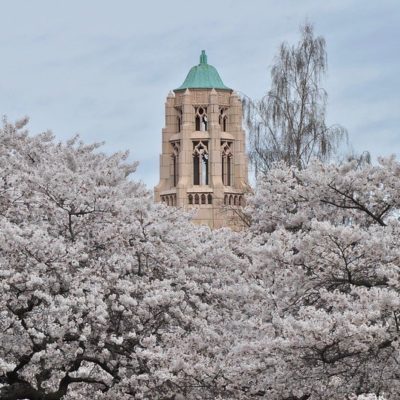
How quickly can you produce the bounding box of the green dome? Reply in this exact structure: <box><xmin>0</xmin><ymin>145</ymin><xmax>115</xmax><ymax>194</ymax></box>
<box><xmin>175</xmin><ymin>50</ymin><xmax>231</xmax><ymax>91</ymax></box>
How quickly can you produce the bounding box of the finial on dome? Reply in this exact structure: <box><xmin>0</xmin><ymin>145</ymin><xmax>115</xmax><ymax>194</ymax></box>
<box><xmin>200</xmin><ymin>50</ymin><xmax>207</xmax><ymax>65</ymax></box>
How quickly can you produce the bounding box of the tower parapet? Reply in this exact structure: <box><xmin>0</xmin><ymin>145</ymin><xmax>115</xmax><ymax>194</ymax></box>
<box><xmin>154</xmin><ymin>51</ymin><xmax>248</xmax><ymax>229</ymax></box>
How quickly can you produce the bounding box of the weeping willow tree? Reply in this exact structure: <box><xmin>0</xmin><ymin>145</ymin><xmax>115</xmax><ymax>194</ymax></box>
<box><xmin>244</xmin><ymin>23</ymin><xmax>347</xmax><ymax>174</ymax></box>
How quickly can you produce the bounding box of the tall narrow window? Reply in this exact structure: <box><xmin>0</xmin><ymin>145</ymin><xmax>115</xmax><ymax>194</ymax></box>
<box><xmin>171</xmin><ymin>141</ymin><xmax>180</xmax><ymax>187</ymax></box>
<box><xmin>221</xmin><ymin>141</ymin><xmax>233</xmax><ymax>186</ymax></box>
<box><xmin>219</xmin><ymin>108</ymin><xmax>228</xmax><ymax>132</ymax></box>
<box><xmin>193</xmin><ymin>155</ymin><xmax>200</xmax><ymax>185</ymax></box>
<box><xmin>176</xmin><ymin>107</ymin><xmax>182</xmax><ymax>133</ymax></box>
<box><xmin>193</xmin><ymin>141</ymin><xmax>209</xmax><ymax>185</ymax></box>
<box><xmin>195</xmin><ymin>107</ymin><xmax>208</xmax><ymax>131</ymax></box>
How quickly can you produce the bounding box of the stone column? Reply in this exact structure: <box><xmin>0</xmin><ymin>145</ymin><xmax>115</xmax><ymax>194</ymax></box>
<box><xmin>154</xmin><ymin>92</ymin><xmax>176</xmax><ymax>201</ymax></box>
<box><xmin>229</xmin><ymin>92</ymin><xmax>247</xmax><ymax>189</ymax></box>
<box><xmin>176</xmin><ymin>89</ymin><xmax>193</xmax><ymax>207</ymax></box>
<box><xmin>208</xmin><ymin>89</ymin><xmax>224</xmax><ymax>228</ymax></box>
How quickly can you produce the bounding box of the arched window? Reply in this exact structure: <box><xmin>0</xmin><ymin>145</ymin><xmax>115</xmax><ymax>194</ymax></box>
<box><xmin>171</xmin><ymin>141</ymin><xmax>180</xmax><ymax>187</ymax></box>
<box><xmin>207</xmin><ymin>194</ymin><xmax>212</xmax><ymax>204</ymax></box>
<box><xmin>188</xmin><ymin>194</ymin><xmax>193</xmax><ymax>204</ymax></box>
<box><xmin>219</xmin><ymin>108</ymin><xmax>228</xmax><ymax>132</ymax></box>
<box><xmin>195</xmin><ymin>107</ymin><xmax>208</xmax><ymax>131</ymax></box>
<box><xmin>193</xmin><ymin>141</ymin><xmax>209</xmax><ymax>185</ymax></box>
<box><xmin>194</xmin><ymin>194</ymin><xmax>200</xmax><ymax>205</ymax></box>
<box><xmin>201</xmin><ymin>194</ymin><xmax>206</xmax><ymax>204</ymax></box>
<box><xmin>221</xmin><ymin>141</ymin><xmax>233</xmax><ymax>186</ymax></box>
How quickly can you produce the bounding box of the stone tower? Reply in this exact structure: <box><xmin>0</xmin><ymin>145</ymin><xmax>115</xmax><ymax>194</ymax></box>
<box><xmin>154</xmin><ymin>50</ymin><xmax>248</xmax><ymax>229</ymax></box>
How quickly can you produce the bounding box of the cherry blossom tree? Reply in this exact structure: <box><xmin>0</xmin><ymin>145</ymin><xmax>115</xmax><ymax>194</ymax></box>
<box><xmin>1</xmin><ymin>117</ymin><xmax>398</xmax><ymax>400</ymax></box>
<box><xmin>243</xmin><ymin>159</ymin><xmax>400</xmax><ymax>399</ymax></box>
<box><xmin>0</xmin><ymin>118</ymin><xmax>260</xmax><ymax>399</ymax></box>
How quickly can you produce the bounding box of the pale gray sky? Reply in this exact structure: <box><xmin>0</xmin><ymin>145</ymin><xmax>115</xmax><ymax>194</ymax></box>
<box><xmin>0</xmin><ymin>0</ymin><xmax>399</xmax><ymax>187</ymax></box>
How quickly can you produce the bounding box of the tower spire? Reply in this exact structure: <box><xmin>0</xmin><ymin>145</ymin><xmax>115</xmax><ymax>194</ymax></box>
<box><xmin>199</xmin><ymin>50</ymin><xmax>207</xmax><ymax>65</ymax></box>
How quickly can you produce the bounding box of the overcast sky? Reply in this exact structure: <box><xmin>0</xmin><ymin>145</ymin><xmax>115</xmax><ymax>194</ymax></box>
<box><xmin>0</xmin><ymin>0</ymin><xmax>399</xmax><ymax>188</ymax></box>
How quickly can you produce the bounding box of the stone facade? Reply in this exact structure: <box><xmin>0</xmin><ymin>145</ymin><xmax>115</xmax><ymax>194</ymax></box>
<box><xmin>154</xmin><ymin>53</ymin><xmax>248</xmax><ymax>229</ymax></box>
